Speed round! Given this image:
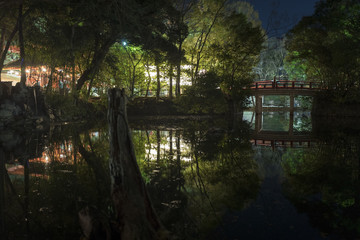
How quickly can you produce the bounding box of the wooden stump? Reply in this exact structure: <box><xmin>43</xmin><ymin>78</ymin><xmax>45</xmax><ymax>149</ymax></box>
<box><xmin>108</xmin><ymin>88</ymin><xmax>168</xmax><ymax>240</ymax></box>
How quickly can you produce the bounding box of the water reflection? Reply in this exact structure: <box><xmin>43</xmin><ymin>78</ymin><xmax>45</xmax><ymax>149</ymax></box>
<box><xmin>1</xmin><ymin>114</ymin><xmax>360</xmax><ymax>239</ymax></box>
<box><xmin>130</xmin><ymin>120</ymin><xmax>260</xmax><ymax>239</ymax></box>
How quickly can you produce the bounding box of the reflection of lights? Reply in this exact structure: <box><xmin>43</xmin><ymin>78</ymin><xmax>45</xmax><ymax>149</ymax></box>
<box><xmin>45</xmin><ymin>155</ymin><xmax>49</xmax><ymax>163</ymax></box>
<box><xmin>42</xmin><ymin>67</ymin><xmax>46</xmax><ymax>72</ymax></box>
<box><xmin>26</xmin><ymin>69</ymin><xmax>30</xmax><ymax>73</ymax></box>
<box><xmin>66</xmin><ymin>75</ymin><xmax>70</xmax><ymax>78</ymax></box>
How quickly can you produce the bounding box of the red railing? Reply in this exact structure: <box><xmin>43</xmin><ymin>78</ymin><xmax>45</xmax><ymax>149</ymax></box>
<box><xmin>251</xmin><ymin>139</ymin><xmax>314</xmax><ymax>149</ymax></box>
<box><xmin>250</xmin><ymin>80</ymin><xmax>320</xmax><ymax>90</ymax></box>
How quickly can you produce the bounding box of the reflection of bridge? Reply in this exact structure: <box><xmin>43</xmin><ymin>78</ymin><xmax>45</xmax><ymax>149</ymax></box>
<box><xmin>251</xmin><ymin>131</ymin><xmax>314</xmax><ymax>149</ymax></box>
<box><xmin>249</xmin><ymin>80</ymin><xmax>320</xmax><ymax>113</ymax></box>
<box><xmin>250</xmin><ymin>109</ymin><xmax>315</xmax><ymax>149</ymax></box>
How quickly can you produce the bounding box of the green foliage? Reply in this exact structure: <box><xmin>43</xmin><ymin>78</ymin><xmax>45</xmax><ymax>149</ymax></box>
<box><xmin>45</xmin><ymin>92</ymin><xmax>103</xmax><ymax>121</ymax></box>
<box><xmin>285</xmin><ymin>0</ymin><xmax>360</xmax><ymax>102</ymax></box>
<box><xmin>208</xmin><ymin>11</ymin><xmax>263</xmax><ymax>104</ymax></box>
<box><xmin>177</xmin><ymin>72</ymin><xmax>226</xmax><ymax>114</ymax></box>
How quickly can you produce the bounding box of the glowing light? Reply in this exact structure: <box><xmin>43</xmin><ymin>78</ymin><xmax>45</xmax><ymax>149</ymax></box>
<box><xmin>26</xmin><ymin>69</ymin><xmax>30</xmax><ymax>73</ymax></box>
<box><xmin>42</xmin><ymin>67</ymin><xmax>46</xmax><ymax>72</ymax></box>
<box><xmin>122</xmin><ymin>41</ymin><xmax>127</xmax><ymax>46</ymax></box>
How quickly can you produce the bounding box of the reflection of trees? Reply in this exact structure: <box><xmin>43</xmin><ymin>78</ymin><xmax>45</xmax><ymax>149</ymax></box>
<box><xmin>132</xmin><ymin>129</ymin><xmax>194</xmax><ymax>238</ymax></box>
<box><xmin>282</xmin><ymin>133</ymin><xmax>360</xmax><ymax>238</ymax></box>
<box><xmin>182</xmin><ymin>121</ymin><xmax>260</xmax><ymax>238</ymax></box>
<box><xmin>131</xmin><ymin>120</ymin><xmax>261</xmax><ymax>238</ymax></box>
<box><xmin>1</xmin><ymin>124</ymin><xmax>112</xmax><ymax>239</ymax></box>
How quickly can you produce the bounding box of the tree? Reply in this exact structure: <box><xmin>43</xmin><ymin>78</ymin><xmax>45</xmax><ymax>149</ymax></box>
<box><xmin>16</xmin><ymin>0</ymin><xmax>179</xmax><ymax>94</ymax></box>
<box><xmin>208</xmin><ymin>11</ymin><xmax>264</xmax><ymax>117</ymax></box>
<box><xmin>0</xmin><ymin>0</ymin><xmax>23</xmax><ymax>82</ymax></box>
<box><xmin>285</xmin><ymin>0</ymin><xmax>360</xmax><ymax>102</ymax></box>
<box><xmin>184</xmin><ymin>0</ymin><xmax>226</xmax><ymax>83</ymax></box>
<box><xmin>170</xmin><ymin>0</ymin><xmax>192</xmax><ymax>97</ymax></box>
<box><xmin>256</xmin><ymin>37</ymin><xmax>288</xmax><ymax>81</ymax></box>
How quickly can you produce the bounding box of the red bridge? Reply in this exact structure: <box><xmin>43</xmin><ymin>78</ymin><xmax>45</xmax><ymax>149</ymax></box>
<box><xmin>248</xmin><ymin>80</ymin><xmax>321</xmax><ymax>114</ymax></box>
<box><xmin>250</xmin><ymin>80</ymin><xmax>320</xmax><ymax>90</ymax></box>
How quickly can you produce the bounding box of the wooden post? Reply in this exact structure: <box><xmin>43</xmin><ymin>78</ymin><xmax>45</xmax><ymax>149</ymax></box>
<box><xmin>255</xmin><ymin>94</ymin><xmax>262</xmax><ymax>114</ymax></box>
<box><xmin>107</xmin><ymin>88</ymin><xmax>168</xmax><ymax>239</ymax></box>
<box><xmin>254</xmin><ymin>111</ymin><xmax>262</xmax><ymax>133</ymax></box>
<box><xmin>289</xmin><ymin>112</ymin><xmax>294</xmax><ymax>135</ymax></box>
<box><xmin>289</xmin><ymin>93</ymin><xmax>295</xmax><ymax>112</ymax></box>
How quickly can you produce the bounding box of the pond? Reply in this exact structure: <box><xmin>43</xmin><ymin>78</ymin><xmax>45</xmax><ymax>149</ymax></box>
<box><xmin>1</xmin><ymin>112</ymin><xmax>360</xmax><ymax>239</ymax></box>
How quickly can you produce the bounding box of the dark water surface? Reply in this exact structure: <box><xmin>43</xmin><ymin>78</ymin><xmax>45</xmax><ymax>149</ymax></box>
<box><xmin>1</xmin><ymin>112</ymin><xmax>360</xmax><ymax>239</ymax></box>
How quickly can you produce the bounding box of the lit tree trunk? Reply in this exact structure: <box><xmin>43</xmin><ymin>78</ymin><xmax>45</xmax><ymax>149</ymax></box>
<box><xmin>176</xmin><ymin>42</ymin><xmax>182</xmax><ymax>97</ymax></box>
<box><xmin>156</xmin><ymin>64</ymin><xmax>160</xmax><ymax>99</ymax></box>
<box><xmin>107</xmin><ymin>88</ymin><xmax>169</xmax><ymax>239</ymax></box>
<box><xmin>18</xmin><ymin>2</ymin><xmax>26</xmax><ymax>85</ymax></box>
<box><xmin>145</xmin><ymin>64</ymin><xmax>152</xmax><ymax>97</ymax></box>
<box><xmin>169</xmin><ymin>65</ymin><xmax>173</xmax><ymax>99</ymax></box>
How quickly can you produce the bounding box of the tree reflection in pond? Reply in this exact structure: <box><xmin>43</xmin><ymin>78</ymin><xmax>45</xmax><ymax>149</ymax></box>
<box><xmin>2</xmin><ymin>117</ymin><xmax>360</xmax><ymax>239</ymax></box>
<box><xmin>131</xmin><ymin>120</ymin><xmax>260</xmax><ymax>239</ymax></box>
<box><xmin>282</xmin><ymin>129</ymin><xmax>360</xmax><ymax>239</ymax></box>
<box><xmin>1</xmin><ymin>124</ymin><xmax>112</xmax><ymax>239</ymax></box>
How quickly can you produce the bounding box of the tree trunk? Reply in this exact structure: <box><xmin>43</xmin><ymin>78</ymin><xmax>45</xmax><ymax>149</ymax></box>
<box><xmin>156</xmin><ymin>65</ymin><xmax>160</xmax><ymax>99</ymax></box>
<box><xmin>176</xmin><ymin>64</ymin><xmax>181</xmax><ymax>97</ymax></box>
<box><xmin>131</xmin><ymin>65</ymin><xmax>136</xmax><ymax>97</ymax></box>
<box><xmin>18</xmin><ymin>2</ymin><xmax>26</xmax><ymax>85</ymax></box>
<box><xmin>176</xmin><ymin>42</ymin><xmax>182</xmax><ymax>97</ymax></box>
<box><xmin>145</xmin><ymin>64</ymin><xmax>152</xmax><ymax>97</ymax></box>
<box><xmin>46</xmin><ymin>66</ymin><xmax>54</xmax><ymax>94</ymax></box>
<box><xmin>0</xmin><ymin>148</ymin><xmax>5</xmax><ymax>235</ymax></box>
<box><xmin>0</xmin><ymin>28</ymin><xmax>5</xmax><ymax>58</ymax></box>
<box><xmin>70</xmin><ymin>25</ymin><xmax>76</xmax><ymax>92</ymax></box>
<box><xmin>107</xmin><ymin>88</ymin><xmax>169</xmax><ymax>239</ymax></box>
<box><xmin>169</xmin><ymin>65</ymin><xmax>173</xmax><ymax>99</ymax></box>
<box><xmin>76</xmin><ymin>35</ymin><xmax>116</xmax><ymax>91</ymax></box>
<box><xmin>0</xmin><ymin>25</ymin><xmax>17</xmax><ymax>83</ymax></box>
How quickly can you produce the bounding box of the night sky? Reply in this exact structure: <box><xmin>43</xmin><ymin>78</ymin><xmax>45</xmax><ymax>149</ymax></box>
<box><xmin>246</xmin><ymin>0</ymin><xmax>319</xmax><ymax>35</ymax></box>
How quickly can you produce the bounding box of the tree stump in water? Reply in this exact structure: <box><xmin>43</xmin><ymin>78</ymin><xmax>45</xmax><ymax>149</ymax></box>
<box><xmin>108</xmin><ymin>88</ymin><xmax>168</xmax><ymax>240</ymax></box>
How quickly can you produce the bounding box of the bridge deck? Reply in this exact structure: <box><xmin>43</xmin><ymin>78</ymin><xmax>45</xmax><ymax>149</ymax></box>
<box><xmin>249</xmin><ymin>80</ymin><xmax>320</xmax><ymax>96</ymax></box>
<box><xmin>250</xmin><ymin>88</ymin><xmax>318</xmax><ymax>96</ymax></box>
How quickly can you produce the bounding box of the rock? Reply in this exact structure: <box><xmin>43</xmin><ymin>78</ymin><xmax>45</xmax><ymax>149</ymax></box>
<box><xmin>0</xmin><ymin>100</ymin><xmax>23</xmax><ymax>123</ymax></box>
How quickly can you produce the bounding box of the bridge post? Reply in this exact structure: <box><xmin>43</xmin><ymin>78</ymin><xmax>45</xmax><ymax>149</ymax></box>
<box><xmin>289</xmin><ymin>93</ymin><xmax>295</xmax><ymax>112</ymax></box>
<box><xmin>289</xmin><ymin>112</ymin><xmax>294</xmax><ymax>135</ymax></box>
<box><xmin>255</xmin><ymin>111</ymin><xmax>262</xmax><ymax>133</ymax></box>
<box><xmin>255</xmin><ymin>94</ymin><xmax>262</xmax><ymax>114</ymax></box>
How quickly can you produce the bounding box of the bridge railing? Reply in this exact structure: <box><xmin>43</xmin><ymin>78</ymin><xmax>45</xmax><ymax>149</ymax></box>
<box><xmin>250</xmin><ymin>80</ymin><xmax>320</xmax><ymax>90</ymax></box>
